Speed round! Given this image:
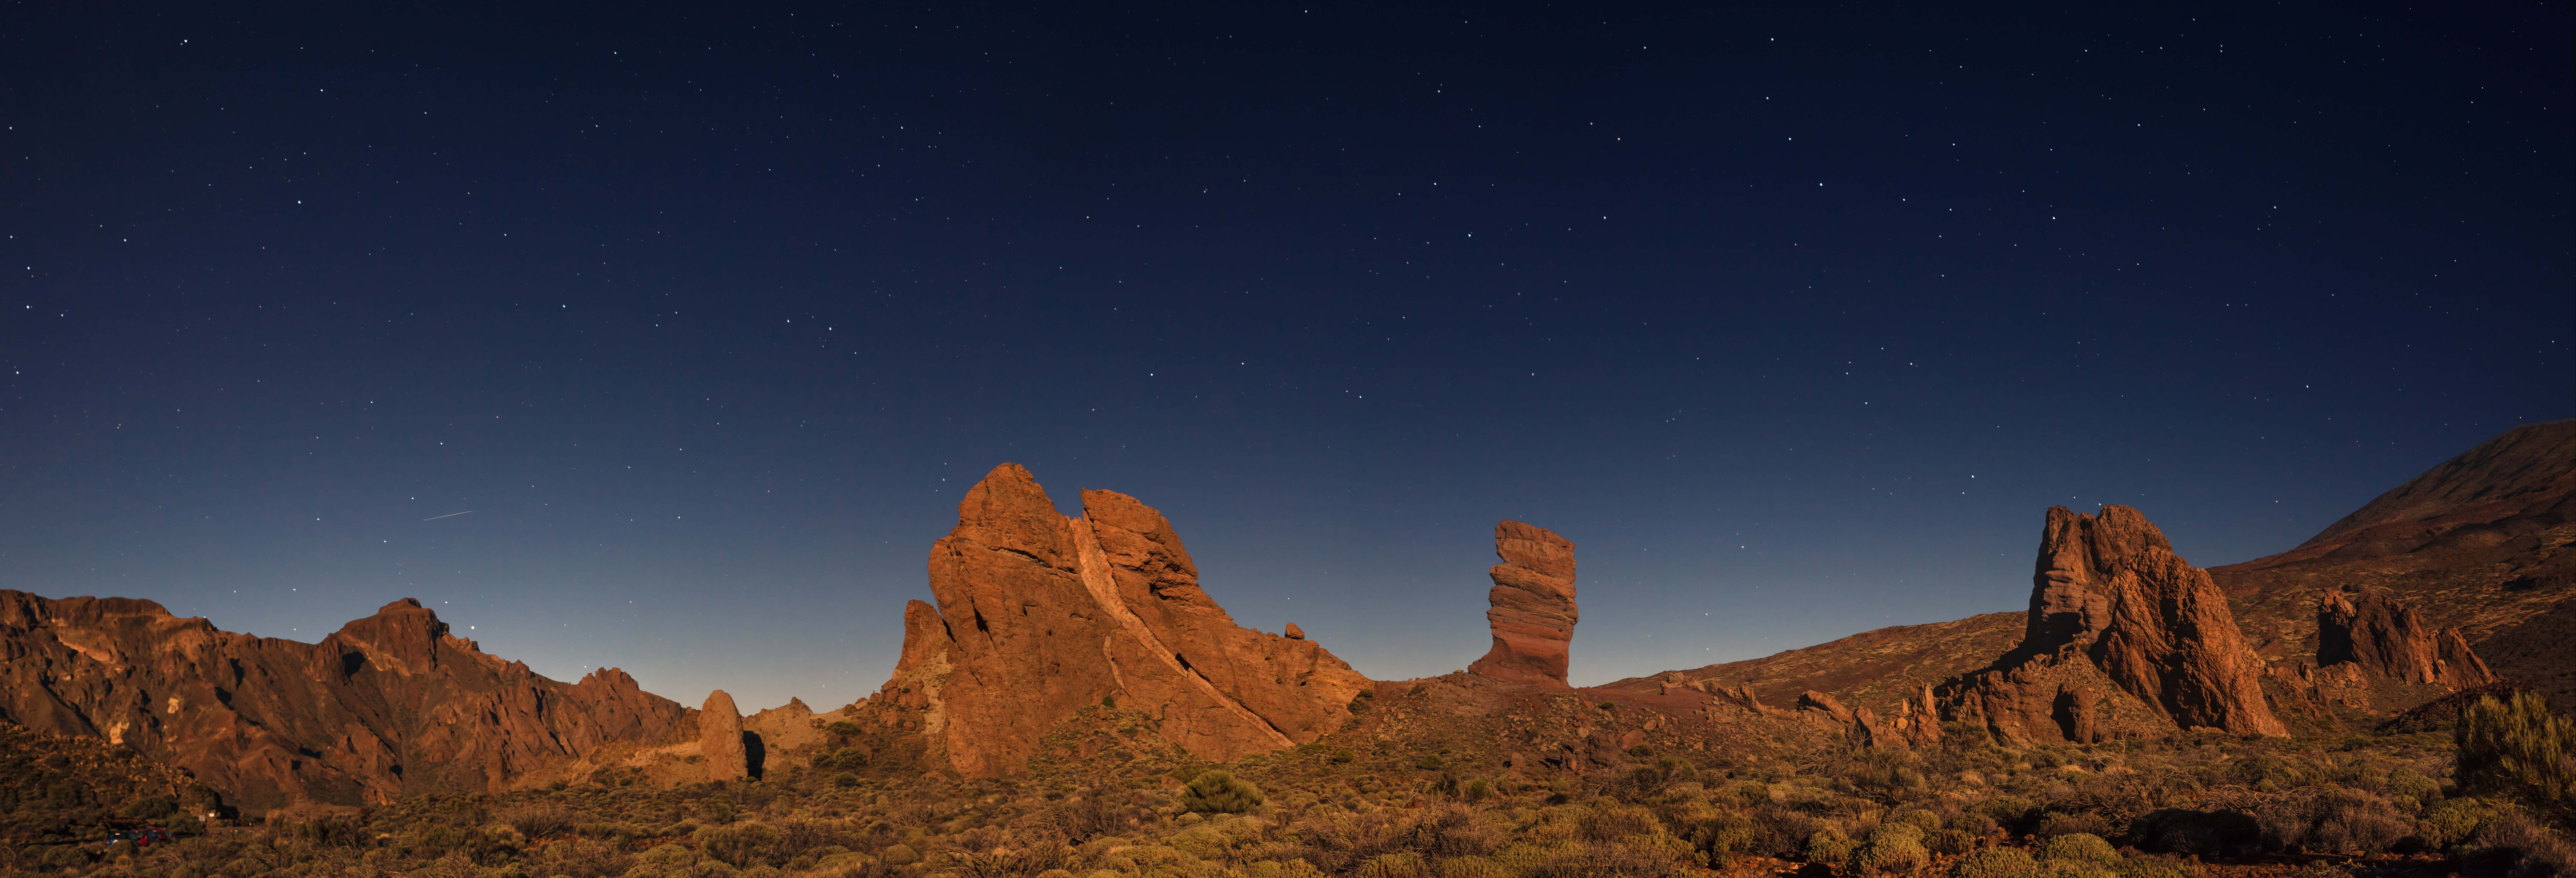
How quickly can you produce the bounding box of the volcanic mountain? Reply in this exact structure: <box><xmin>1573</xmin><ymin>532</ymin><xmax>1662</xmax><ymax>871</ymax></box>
<box><xmin>1610</xmin><ymin>420</ymin><xmax>2574</xmax><ymax>719</ymax></box>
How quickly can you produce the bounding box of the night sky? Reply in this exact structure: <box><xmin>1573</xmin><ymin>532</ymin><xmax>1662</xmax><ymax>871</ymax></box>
<box><xmin>5</xmin><ymin>3</ymin><xmax>2568</xmax><ymax>711</ymax></box>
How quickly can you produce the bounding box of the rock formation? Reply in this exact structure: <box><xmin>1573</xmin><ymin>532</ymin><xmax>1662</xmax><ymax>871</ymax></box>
<box><xmin>861</xmin><ymin>464</ymin><xmax>1373</xmax><ymax>777</ymax></box>
<box><xmin>1467</xmin><ymin>521</ymin><xmax>1579</xmax><ymax>687</ymax></box>
<box><xmin>2316</xmin><ymin>589</ymin><xmax>2497</xmax><ymax>689</ymax></box>
<box><xmin>1938</xmin><ymin>506</ymin><xmax>2287</xmax><ymax>742</ymax></box>
<box><xmin>0</xmin><ymin>593</ymin><xmax>690</xmax><ymax>811</ymax></box>
<box><xmin>699</xmin><ymin>690</ymin><xmax>750</xmax><ymax>781</ymax></box>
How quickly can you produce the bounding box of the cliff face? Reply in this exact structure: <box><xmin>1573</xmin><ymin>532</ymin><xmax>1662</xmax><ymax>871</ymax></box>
<box><xmin>0</xmin><ymin>594</ymin><xmax>689</xmax><ymax>812</ymax></box>
<box><xmin>861</xmin><ymin>464</ymin><xmax>1371</xmax><ymax>777</ymax></box>
<box><xmin>1938</xmin><ymin>506</ymin><xmax>2288</xmax><ymax>742</ymax></box>
<box><xmin>1467</xmin><ymin>521</ymin><xmax>1579</xmax><ymax>688</ymax></box>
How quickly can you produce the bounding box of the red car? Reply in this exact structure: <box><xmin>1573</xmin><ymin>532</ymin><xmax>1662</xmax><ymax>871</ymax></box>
<box><xmin>109</xmin><ymin>828</ymin><xmax>173</xmax><ymax>847</ymax></box>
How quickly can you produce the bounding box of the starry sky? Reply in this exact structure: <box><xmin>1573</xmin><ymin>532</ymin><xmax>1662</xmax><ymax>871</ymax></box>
<box><xmin>4</xmin><ymin>3</ymin><xmax>2569</xmax><ymax>711</ymax></box>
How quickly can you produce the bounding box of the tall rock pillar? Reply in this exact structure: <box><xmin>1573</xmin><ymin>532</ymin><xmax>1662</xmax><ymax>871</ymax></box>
<box><xmin>1468</xmin><ymin>521</ymin><xmax>1579</xmax><ymax>687</ymax></box>
<box><xmin>699</xmin><ymin>690</ymin><xmax>749</xmax><ymax>781</ymax></box>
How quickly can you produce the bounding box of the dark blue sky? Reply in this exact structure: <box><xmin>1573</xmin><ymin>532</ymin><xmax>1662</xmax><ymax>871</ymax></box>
<box><xmin>4</xmin><ymin>2</ymin><xmax>2568</xmax><ymax>709</ymax></box>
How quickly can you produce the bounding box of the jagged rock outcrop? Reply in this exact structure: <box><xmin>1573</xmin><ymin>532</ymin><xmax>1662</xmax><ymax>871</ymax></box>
<box><xmin>1939</xmin><ymin>506</ymin><xmax>2288</xmax><ymax>742</ymax></box>
<box><xmin>1467</xmin><ymin>521</ymin><xmax>1579</xmax><ymax>687</ymax></box>
<box><xmin>0</xmin><ymin>593</ymin><xmax>689</xmax><ymax>811</ymax></box>
<box><xmin>2317</xmin><ymin>589</ymin><xmax>2497</xmax><ymax>689</ymax></box>
<box><xmin>699</xmin><ymin>690</ymin><xmax>750</xmax><ymax>781</ymax></box>
<box><xmin>861</xmin><ymin>464</ymin><xmax>1372</xmax><ymax>777</ymax></box>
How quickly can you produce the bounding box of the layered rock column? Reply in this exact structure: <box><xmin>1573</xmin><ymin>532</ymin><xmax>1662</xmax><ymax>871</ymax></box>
<box><xmin>1467</xmin><ymin>521</ymin><xmax>1579</xmax><ymax>687</ymax></box>
<box><xmin>1940</xmin><ymin>506</ymin><xmax>2287</xmax><ymax>741</ymax></box>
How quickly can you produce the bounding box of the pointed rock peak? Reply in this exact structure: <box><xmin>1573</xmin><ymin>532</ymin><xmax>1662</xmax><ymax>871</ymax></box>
<box><xmin>1469</xmin><ymin>520</ymin><xmax>1579</xmax><ymax>688</ymax></box>
<box><xmin>378</xmin><ymin>598</ymin><xmax>428</xmax><ymax>614</ymax></box>
<box><xmin>1080</xmin><ymin>488</ymin><xmax>1171</xmax><ymax>537</ymax></box>
<box><xmin>953</xmin><ymin>463</ymin><xmax>1072</xmax><ymax>565</ymax></box>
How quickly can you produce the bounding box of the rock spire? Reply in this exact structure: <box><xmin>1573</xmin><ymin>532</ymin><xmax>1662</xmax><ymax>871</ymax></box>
<box><xmin>1467</xmin><ymin>521</ymin><xmax>1579</xmax><ymax>688</ymax></box>
<box><xmin>2316</xmin><ymin>589</ymin><xmax>2496</xmax><ymax>689</ymax></box>
<box><xmin>699</xmin><ymin>690</ymin><xmax>750</xmax><ymax>781</ymax></box>
<box><xmin>1939</xmin><ymin>506</ymin><xmax>2287</xmax><ymax>742</ymax></box>
<box><xmin>863</xmin><ymin>464</ymin><xmax>1372</xmax><ymax>777</ymax></box>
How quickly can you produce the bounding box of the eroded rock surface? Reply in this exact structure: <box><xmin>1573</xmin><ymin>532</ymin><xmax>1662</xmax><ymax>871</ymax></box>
<box><xmin>1467</xmin><ymin>521</ymin><xmax>1579</xmax><ymax>688</ymax></box>
<box><xmin>0</xmin><ymin>593</ymin><xmax>689</xmax><ymax>811</ymax></box>
<box><xmin>699</xmin><ymin>690</ymin><xmax>750</xmax><ymax>781</ymax></box>
<box><xmin>2317</xmin><ymin>589</ymin><xmax>2497</xmax><ymax>689</ymax></box>
<box><xmin>862</xmin><ymin>464</ymin><xmax>1372</xmax><ymax>777</ymax></box>
<box><xmin>1939</xmin><ymin>506</ymin><xmax>2287</xmax><ymax>742</ymax></box>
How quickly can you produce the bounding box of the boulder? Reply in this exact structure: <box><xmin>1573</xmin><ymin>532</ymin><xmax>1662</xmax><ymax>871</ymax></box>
<box><xmin>1467</xmin><ymin>521</ymin><xmax>1579</xmax><ymax>687</ymax></box>
<box><xmin>699</xmin><ymin>690</ymin><xmax>750</xmax><ymax>781</ymax></box>
<box><xmin>1284</xmin><ymin>623</ymin><xmax>1306</xmax><ymax>640</ymax></box>
<box><xmin>863</xmin><ymin>464</ymin><xmax>1372</xmax><ymax>777</ymax></box>
<box><xmin>1939</xmin><ymin>506</ymin><xmax>2287</xmax><ymax>742</ymax></box>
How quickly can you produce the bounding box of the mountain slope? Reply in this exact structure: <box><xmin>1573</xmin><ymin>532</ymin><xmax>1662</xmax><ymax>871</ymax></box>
<box><xmin>0</xmin><ymin>594</ymin><xmax>690</xmax><ymax>812</ymax></box>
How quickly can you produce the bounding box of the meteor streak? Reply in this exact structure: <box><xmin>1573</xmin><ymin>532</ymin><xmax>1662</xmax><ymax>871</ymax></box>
<box><xmin>422</xmin><ymin>511</ymin><xmax>473</xmax><ymax>521</ymax></box>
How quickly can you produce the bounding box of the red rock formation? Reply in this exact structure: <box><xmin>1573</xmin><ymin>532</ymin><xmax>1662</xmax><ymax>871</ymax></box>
<box><xmin>0</xmin><ymin>593</ymin><xmax>689</xmax><ymax>811</ymax></box>
<box><xmin>863</xmin><ymin>464</ymin><xmax>1372</xmax><ymax>777</ymax></box>
<box><xmin>699</xmin><ymin>690</ymin><xmax>749</xmax><ymax>781</ymax></box>
<box><xmin>1939</xmin><ymin>506</ymin><xmax>2287</xmax><ymax>742</ymax></box>
<box><xmin>2316</xmin><ymin>589</ymin><xmax>2497</xmax><ymax>689</ymax></box>
<box><xmin>1467</xmin><ymin>521</ymin><xmax>1579</xmax><ymax>688</ymax></box>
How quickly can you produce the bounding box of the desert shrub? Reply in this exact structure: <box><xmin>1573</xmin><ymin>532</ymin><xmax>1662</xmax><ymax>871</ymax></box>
<box><xmin>834</xmin><ymin>772</ymin><xmax>861</xmax><ymax>788</ymax></box>
<box><xmin>1331</xmin><ymin>748</ymin><xmax>1357</xmax><ymax>764</ymax></box>
<box><xmin>1358</xmin><ymin>850</ymin><xmax>1430</xmax><ymax>878</ymax></box>
<box><xmin>1287</xmin><ymin>810</ymin><xmax>1409</xmax><ymax>873</ymax></box>
<box><xmin>2456</xmin><ymin>691</ymin><xmax>2576</xmax><ymax>823</ymax></box>
<box><xmin>2386</xmin><ymin>767</ymin><xmax>2442</xmax><ymax>806</ymax></box>
<box><xmin>1181</xmin><ymin>771</ymin><xmax>1266</xmax><ymax>814</ymax></box>
<box><xmin>1841</xmin><ymin>752</ymin><xmax>1929</xmax><ymax>803</ymax></box>
<box><xmin>499</xmin><ymin>801</ymin><xmax>575</xmax><ymax>839</ymax></box>
<box><xmin>1805</xmin><ymin>827</ymin><xmax>1856</xmax><ymax>864</ymax></box>
<box><xmin>1419</xmin><ymin>804</ymin><xmax>1502</xmax><ymax>858</ymax></box>
<box><xmin>1460</xmin><ymin>777</ymin><xmax>1493</xmax><ymax>803</ymax></box>
<box><xmin>117</xmin><ymin>795</ymin><xmax>177</xmax><ymax>820</ymax></box>
<box><xmin>2460</xmin><ymin>809</ymin><xmax>2576</xmax><ymax>878</ymax></box>
<box><xmin>2036</xmin><ymin>810</ymin><xmax>2116</xmax><ymax>839</ymax></box>
<box><xmin>2126</xmin><ymin>808</ymin><xmax>2259</xmax><ymax>858</ymax></box>
<box><xmin>1973</xmin><ymin>796</ymin><xmax>2039</xmax><ymax>833</ymax></box>
<box><xmin>1685</xmin><ymin>809</ymin><xmax>1760</xmax><ymax>859</ymax></box>
<box><xmin>1047</xmin><ymin>793</ymin><xmax>1132</xmax><ymax>843</ymax></box>
<box><xmin>1527</xmin><ymin>840</ymin><xmax>1680</xmax><ymax>878</ymax></box>
<box><xmin>816</xmin><ymin>748</ymin><xmax>870</xmax><ymax>771</ymax></box>
<box><xmin>529</xmin><ymin>835</ymin><xmax>635</xmax><ymax>878</ymax></box>
<box><xmin>1743</xmin><ymin>804</ymin><xmax>1830</xmax><ymax>858</ymax></box>
<box><xmin>1949</xmin><ymin>847</ymin><xmax>2038</xmax><ymax>878</ymax></box>
<box><xmin>1893</xmin><ymin>808</ymin><xmax>1942</xmax><ymax>832</ymax></box>
<box><xmin>2258</xmin><ymin>788</ymin><xmax>2409</xmax><ymax>854</ymax></box>
<box><xmin>879</xmin><ymin>842</ymin><xmax>922</xmax><ymax>865</ymax></box>
<box><xmin>2416</xmin><ymin>797</ymin><xmax>2497</xmax><ymax>849</ymax></box>
<box><xmin>696</xmin><ymin>820</ymin><xmax>783</xmax><ymax>867</ymax></box>
<box><xmin>2036</xmin><ymin>833</ymin><xmax>2117</xmax><ymax>865</ymax></box>
<box><xmin>1580</xmin><ymin>802</ymin><xmax>1662</xmax><ymax>842</ymax></box>
<box><xmin>2232</xmin><ymin>753</ymin><xmax>2316</xmax><ymax>791</ymax></box>
<box><xmin>1930</xmin><ymin>828</ymin><xmax>1977</xmax><ymax>856</ymax></box>
<box><xmin>1849</xmin><ymin>826</ymin><xmax>1930</xmax><ymax>875</ymax></box>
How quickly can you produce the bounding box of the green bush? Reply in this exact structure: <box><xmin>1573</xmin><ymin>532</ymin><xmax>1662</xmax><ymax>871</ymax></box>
<box><xmin>2456</xmin><ymin>691</ymin><xmax>2576</xmax><ymax>822</ymax></box>
<box><xmin>2036</xmin><ymin>833</ymin><xmax>2117</xmax><ymax>865</ymax></box>
<box><xmin>695</xmin><ymin>820</ymin><xmax>782</xmax><ymax>867</ymax></box>
<box><xmin>2415</xmin><ymin>798</ymin><xmax>2494</xmax><ymax>849</ymax></box>
<box><xmin>1949</xmin><ymin>846</ymin><xmax>2038</xmax><ymax>878</ymax></box>
<box><xmin>1179</xmin><ymin>771</ymin><xmax>1265</xmax><ymax>814</ymax></box>
<box><xmin>879</xmin><ymin>843</ymin><xmax>921</xmax><ymax>865</ymax></box>
<box><xmin>815</xmin><ymin>747</ymin><xmax>869</xmax><ymax>771</ymax></box>
<box><xmin>1805</xmin><ymin>828</ymin><xmax>1855</xmax><ymax>864</ymax></box>
<box><xmin>1849</xmin><ymin>830</ymin><xmax>1929</xmax><ymax>875</ymax></box>
<box><xmin>1416</xmin><ymin>755</ymin><xmax>1445</xmax><ymax>771</ymax></box>
<box><xmin>1893</xmin><ymin>808</ymin><xmax>1942</xmax><ymax>832</ymax></box>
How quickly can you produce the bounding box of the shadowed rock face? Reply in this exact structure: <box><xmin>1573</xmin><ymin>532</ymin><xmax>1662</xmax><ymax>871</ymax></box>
<box><xmin>1940</xmin><ymin>506</ymin><xmax>2287</xmax><ymax>742</ymax></box>
<box><xmin>2317</xmin><ymin>589</ymin><xmax>2496</xmax><ymax>689</ymax></box>
<box><xmin>863</xmin><ymin>464</ymin><xmax>1372</xmax><ymax>777</ymax></box>
<box><xmin>0</xmin><ymin>593</ymin><xmax>689</xmax><ymax>811</ymax></box>
<box><xmin>1467</xmin><ymin>521</ymin><xmax>1579</xmax><ymax>688</ymax></box>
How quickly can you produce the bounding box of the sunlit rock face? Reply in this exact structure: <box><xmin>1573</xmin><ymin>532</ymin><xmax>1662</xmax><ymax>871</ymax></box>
<box><xmin>1940</xmin><ymin>505</ymin><xmax>2288</xmax><ymax>743</ymax></box>
<box><xmin>0</xmin><ymin>592</ymin><xmax>689</xmax><ymax>811</ymax></box>
<box><xmin>863</xmin><ymin>464</ymin><xmax>1371</xmax><ymax>777</ymax></box>
<box><xmin>1467</xmin><ymin>521</ymin><xmax>1579</xmax><ymax>688</ymax></box>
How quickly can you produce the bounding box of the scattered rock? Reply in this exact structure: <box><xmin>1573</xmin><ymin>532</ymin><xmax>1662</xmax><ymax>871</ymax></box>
<box><xmin>1466</xmin><ymin>521</ymin><xmax>1579</xmax><ymax>687</ymax></box>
